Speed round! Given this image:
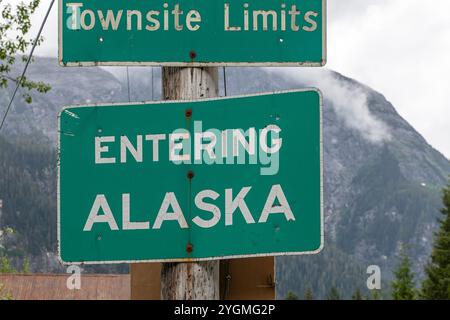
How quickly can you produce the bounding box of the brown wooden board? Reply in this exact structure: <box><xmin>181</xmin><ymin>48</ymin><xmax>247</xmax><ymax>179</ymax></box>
<box><xmin>130</xmin><ymin>257</ymin><xmax>275</xmax><ymax>300</ymax></box>
<box><xmin>220</xmin><ymin>257</ymin><xmax>275</xmax><ymax>300</ymax></box>
<box><xmin>130</xmin><ymin>263</ymin><xmax>161</xmax><ymax>300</ymax></box>
<box><xmin>0</xmin><ymin>274</ymin><xmax>130</xmax><ymax>300</ymax></box>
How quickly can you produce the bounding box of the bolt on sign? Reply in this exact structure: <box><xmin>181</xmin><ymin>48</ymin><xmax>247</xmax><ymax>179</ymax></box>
<box><xmin>58</xmin><ymin>0</ymin><xmax>326</xmax><ymax>66</ymax></box>
<box><xmin>58</xmin><ymin>90</ymin><xmax>323</xmax><ymax>264</ymax></box>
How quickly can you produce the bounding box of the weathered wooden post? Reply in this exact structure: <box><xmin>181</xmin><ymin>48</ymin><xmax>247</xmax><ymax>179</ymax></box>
<box><xmin>160</xmin><ymin>67</ymin><xmax>220</xmax><ymax>300</ymax></box>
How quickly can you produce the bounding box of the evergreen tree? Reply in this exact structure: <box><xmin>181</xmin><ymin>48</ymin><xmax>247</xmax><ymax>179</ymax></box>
<box><xmin>421</xmin><ymin>182</ymin><xmax>450</xmax><ymax>299</ymax></box>
<box><xmin>0</xmin><ymin>228</ymin><xmax>13</xmax><ymax>299</ymax></box>
<box><xmin>304</xmin><ymin>287</ymin><xmax>314</xmax><ymax>300</ymax></box>
<box><xmin>0</xmin><ymin>255</ymin><xmax>16</xmax><ymax>273</ymax></box>
<box><xmin>0</xmin><ymin>228</ymin><xmax>16</xmax><ymax>273</ymax></box>
<box><xmin>0</xmin><ymin>283</ymin><xmax>12</xmax><ymax>300</ymax></box>
<box><xmin>352</xmin><ymin>288</ymin><xmax>363</xmax><ymax>300</ymax></box>
<box><xmin>391</xmin><ymin>246</ymin><xmax>416</xmax><ymax>300</ymax></box>
<box><xmin>327</xmin><ymin>286</ymin><xmax>341</xmax><ymax>300</ymax></box>
<box><xmin>22</xmin><ymin>257</ymin><xmax>30</xmax><ymax>274</ymax></box>
<box><xmin>286</xmin><ymin>291</ymin><xmax>299</xmax><ymax>300</ymax></box>
<box><xmin>370</xmin><ymin>290</ymin><xmax>382</xmax><ymax>300</ymax></box>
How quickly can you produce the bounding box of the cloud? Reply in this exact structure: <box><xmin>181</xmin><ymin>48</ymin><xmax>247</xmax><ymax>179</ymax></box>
<box><xmin>327</xmin><ymin>0</ymin><xmax>450</xmax><ymax>157</ymax></box>
<box><xmin>328</xmin><ymin>0</ymin><xmax>390</xmax><ymax>21</ymax></box>
<box><xmin>271</xmin><ymin>68</ymin><xmax>392</xmax><ymax>144</ymax></box>
<box><xmin>315</xmin><ymin>74</ymin><xmax>392</xmax><ymax>144</ymax></box>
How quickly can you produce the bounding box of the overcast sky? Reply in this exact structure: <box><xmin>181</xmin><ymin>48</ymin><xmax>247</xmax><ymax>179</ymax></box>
<box><xmin>24</xmin><ymin>0</ymin><xmax>450</xmax><ymax>158</ymax></box>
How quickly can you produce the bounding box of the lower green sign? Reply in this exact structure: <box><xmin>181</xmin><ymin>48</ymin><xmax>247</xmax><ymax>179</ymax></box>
<box><xmin>58</xmin><ymin>90</ymin><xmax>323</xmax><ymax>264</ymax></box>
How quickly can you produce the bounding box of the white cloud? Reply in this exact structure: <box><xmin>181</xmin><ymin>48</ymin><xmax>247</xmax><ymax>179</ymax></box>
<box><xmin>315</xmin><ymin>74</ymin><xmax>392</xmax><ymax>144</ymax></box>
<box><xmin>271</xmin><ymin>68</ymin><xmax>392</xmax><ymax>143</ymax></box>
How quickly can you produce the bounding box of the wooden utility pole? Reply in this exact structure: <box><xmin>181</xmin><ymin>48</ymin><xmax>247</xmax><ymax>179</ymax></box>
<box><xmin>160</xmin><ymin>67</ymin><xmax>220</xmax><ymax>300</ymax></box>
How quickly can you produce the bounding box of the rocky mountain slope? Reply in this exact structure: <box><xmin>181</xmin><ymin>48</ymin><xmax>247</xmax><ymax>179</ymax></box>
<box><xmin>0</xmin><ymin>57</ymin><xmax>449</xmax><ymax>298</ymax></box>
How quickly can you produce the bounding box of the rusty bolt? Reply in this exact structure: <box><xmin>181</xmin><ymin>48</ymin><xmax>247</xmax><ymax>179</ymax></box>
<box><xmin>187</xmin><ymin>170</ymin><xmax>195</xmax><ymax>180</ymax></box>
<box><xmin>189</xmin><ymin>50</ymin><xmax>196</xmax><ymax>59</ymax></box>
<box><xmin>186</xmin><ymin>243</ymin><xmax>194</xmax><ymax>253</ymax></box>
<box><xmin>185</xmin><ymin>109</ymin><xmax>192</xmax><ymax>118</ymax></box>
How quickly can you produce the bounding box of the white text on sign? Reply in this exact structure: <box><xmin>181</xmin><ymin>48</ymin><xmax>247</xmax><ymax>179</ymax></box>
<box><xmin>66</xmin><ymin>3</ymin><xmax>319</xmax><ymax>33</ymax></box>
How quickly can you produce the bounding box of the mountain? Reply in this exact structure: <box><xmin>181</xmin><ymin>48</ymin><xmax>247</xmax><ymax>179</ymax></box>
<box><xmin>0</xmin><ymin>57</ymin><xmax>449</xmax><ymax>298</ymax></box>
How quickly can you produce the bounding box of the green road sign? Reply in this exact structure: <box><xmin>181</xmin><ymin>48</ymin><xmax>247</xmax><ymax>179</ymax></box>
<box><xmin>58</xmin><ymin>90</ymin><xmax>323</xmax><ymax>264</ymax></box>
<box><xmin>59</xmin><ymin>0</ymin><xmax>326</xmax><ymax>66</ymax></box>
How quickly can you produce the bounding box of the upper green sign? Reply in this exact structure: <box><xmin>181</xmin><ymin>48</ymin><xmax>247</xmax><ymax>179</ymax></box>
<box><xmin>58</xmin><ymin>90</ymin><xmax>323</xmax><ymax>264</ymax></box>
<box><xmin>59</xmin><ymin>0</ymin><xmax>326</xmax><ymax>66</ymax></box>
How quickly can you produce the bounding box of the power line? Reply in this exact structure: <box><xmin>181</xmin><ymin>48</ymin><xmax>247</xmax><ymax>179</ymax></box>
<box><xmin>0</xmin><ymin>0</ymin><xmax>56</xmax><ymax>133</ymax></box>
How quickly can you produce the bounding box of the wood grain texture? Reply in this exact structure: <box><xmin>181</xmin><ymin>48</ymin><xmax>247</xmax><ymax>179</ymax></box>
<box><xmin>0</xmin><ymin>274</ymin><xmax>130</xmax><ymax>300</ymax></box>
<box><xmin>160</xmin><ymin>67</ymin><xmax>219</xmax><ymax>300</ymax></box>
<box><xmin>130</xmin><ymin>263</ymin><xmax>161</xmax><ymax>300</ymax></box>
